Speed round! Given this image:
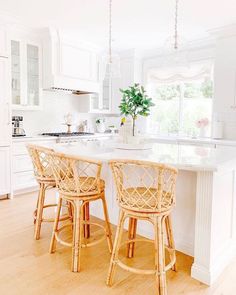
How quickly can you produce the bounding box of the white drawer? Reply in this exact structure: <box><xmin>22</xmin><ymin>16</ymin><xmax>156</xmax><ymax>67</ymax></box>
<box><xmin>13</xmin><ymin>171</ymin><xmax>37</xmax><ymax>191</ymax></box>
<box><xmin>13</xmin><ymin>140</ymin><xmax>56</xmax><ymax>155</ymax></box>
<box><xmin>13</xmin><ymin>154</ymin><xmax>34</xmax><ymax>173</ymax></box>
<box><xmin>13</xmin><ymin>142</ymin><xmax>28</xmax><ymax>155</ymax></box>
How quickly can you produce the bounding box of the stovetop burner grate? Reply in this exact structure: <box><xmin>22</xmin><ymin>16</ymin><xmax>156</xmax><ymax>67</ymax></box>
<box><xmin>42</xmin><ymin>132</ymin><xmax>94</xmax><ymax>137</ymax></box>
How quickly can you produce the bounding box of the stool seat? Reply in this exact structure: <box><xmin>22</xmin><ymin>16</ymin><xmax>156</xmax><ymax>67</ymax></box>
<box><xmin>120</xmin><ymin>187</ymin><xmax>173</xmax><ymax>213</ymax></box>
<box><xmin>59</xmin><ymin>177</ymin><xmax>105</xmax><ymax>196</ymax></box>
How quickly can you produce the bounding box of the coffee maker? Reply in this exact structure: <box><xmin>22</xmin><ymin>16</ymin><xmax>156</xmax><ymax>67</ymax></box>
<box><xmin>12</xmin><ymin>116</ymin><xmax>26</xmax><ymax>137</ymax></box>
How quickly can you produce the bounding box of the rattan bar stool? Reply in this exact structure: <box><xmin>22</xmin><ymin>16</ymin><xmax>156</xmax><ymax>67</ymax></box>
<box><xmin>107</xmin><ymin>159</ymin><xmax>178</xmax><ymax>295</ymax></box>
<box><xmin>47</xmin><ymin>151</ymin><xmax>113</xmax><ymax>272</ymax></box>
<box><xmin>27</xmin><ymin>144</ymin><xmax>71</xmax><ymax>240</ymax></box>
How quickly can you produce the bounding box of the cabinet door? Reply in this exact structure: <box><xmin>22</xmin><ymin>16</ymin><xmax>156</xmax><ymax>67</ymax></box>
<box><xmin>0</xmin><ymin>26</ymin><xmax>8</xmax><ymax>57</ymax></box>
<box><xmin>11</xmin><ymin>40</ymin><xmax>21</xmax><ymax>106</ymax></box>
<box><xmin>0</xmin><ymin>57</ymin><xmax>11</xmax><ymax>146</ymax></box>
<box><xmin>0</xmin><ymin>147</ymin><xmax>10</xmax><ymax>196</ymax></box>
<box><xmin>26</xmin><ymin>43</ymin><xmax>40</xmax><ymax>107</ymax></box>
<box><xmin>102</xmin><ymin>77</ymin><xmax>111</xmax><ymax>111</ymax></box>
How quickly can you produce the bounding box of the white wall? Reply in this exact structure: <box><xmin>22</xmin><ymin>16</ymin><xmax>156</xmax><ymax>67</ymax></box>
<box><xmin>12</xmin><ymin>91</ymin><xmax>98</xmax><ymax>135</ymax></box>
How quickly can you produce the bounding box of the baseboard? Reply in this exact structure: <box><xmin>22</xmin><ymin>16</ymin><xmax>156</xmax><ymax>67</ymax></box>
<box><xmin>13</xmin><ymin>185</ymin><xmax>39</xmax><ymax>196</ymax></box>
<box><xmin>191</xmin><ymin>240</ymin><xmax>236</xmax><ymax>285</ymax></box>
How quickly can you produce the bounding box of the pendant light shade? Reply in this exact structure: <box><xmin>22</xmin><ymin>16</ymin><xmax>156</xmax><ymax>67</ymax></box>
<box><xmin>100</xmin><ymin>0</ymin><xmax>120</xmax><ymax>80</ymax></box>
<box><xmin>162</xmin><ymin>0</ymin><xmax>189</xmax><ymax>68</ymax></box>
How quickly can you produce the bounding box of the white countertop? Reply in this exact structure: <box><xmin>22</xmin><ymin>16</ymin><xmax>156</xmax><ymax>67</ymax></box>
<box><xmin>143</xmin><ymin>134</ymin><xmax>236</xmax><ymax>146</ymax></box>
<box><xmin>39</xmin><ymin>140</ymin><xmax>236</xmax><ymax>172</ymax></box>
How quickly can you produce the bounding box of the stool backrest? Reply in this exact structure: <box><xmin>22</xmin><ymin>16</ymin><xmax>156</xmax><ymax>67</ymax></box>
<box><xmin>48</xmin><ymin>151</ymin><xmax>103</xmax><ymax>197</ymax></box>
<box><xmin>109</xmin><ymin>159</ymin><xmax>178</xmax><ymax>213</ymax></box>
<box><xmin>27</xmin><ymin>144</ymin><xmax>55</xmax><ymax>182</ymax></box>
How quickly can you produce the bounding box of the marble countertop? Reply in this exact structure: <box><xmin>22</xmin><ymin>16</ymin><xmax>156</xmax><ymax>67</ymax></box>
<box><xmin>143</xmin><ymin>134</ymin><xmax>236</xmax><ymax>146</ymax></box>
<box><xmin>40</xmin><ymin>140</ymin><xmax>236</xmax><ymax>172</ymax></box>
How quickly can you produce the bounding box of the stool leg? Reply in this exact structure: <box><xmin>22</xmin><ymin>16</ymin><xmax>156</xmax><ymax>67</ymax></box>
<box><xmin>101</xmin><ymin>192</ymin><xmax>113</xmax><ymax>253</ymax></box>
<box><xmin>154</xmin><ymin>216</ymin><xmax>167</xmax><ymax>295</ymax></box>
<box><xmin>127</xmin><ymin>217</ymin><xmax>137</xmax><ymax>258</ymax></box>
<box><xmin>67</xmin><ymin>201</ymin><xmax>73</xmax><ymax>221</ymax></box>
<box><xmin>165</xmin><ymin>215</ymin><xmax>177</xmax><ymax>272</ymax></box>
<box><xmin>49</xmin><ymin>197</ymin><xmax>63</xmax><ymax>253</ymax></box>
<box><xmin>83</xmin><ymin>202</ymin><xmax>90</xmax><ymax>239</ymax></box>
<box><xmin>71</xmin><ymin>200</ymin><xmax>83</xmax><ymax>272</ymax></box>
<box><xmin>106</xmin><ymin>210</ymin><xmax>125</xmax><ymax>286</ymax></box>
<box><xmin>34</xmin><ymin>183</ymin><xmax>46</xmax><ymax>240</ymax></box>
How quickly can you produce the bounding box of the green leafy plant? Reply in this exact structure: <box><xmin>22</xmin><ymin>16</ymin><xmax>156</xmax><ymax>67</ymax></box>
<box><xmin>119</xmin><ymin>83</ymin><xmax>155</xmax><ymax>136</ymax></box>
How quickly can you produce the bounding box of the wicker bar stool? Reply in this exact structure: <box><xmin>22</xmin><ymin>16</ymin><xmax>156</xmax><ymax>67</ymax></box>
<box><xmin>107</xmin><ymin>159</ymin><xmax>178</xmax><ymax>295</ymax></box>
<box><xmin>27</xmin><ymin>144</ymin><xmax>71</xmax><ymax>240</ymax></box>
<box><xmin>47</xmin><ymin>151</ymin><xmax>113</xmax><ymax>272</ymax></box>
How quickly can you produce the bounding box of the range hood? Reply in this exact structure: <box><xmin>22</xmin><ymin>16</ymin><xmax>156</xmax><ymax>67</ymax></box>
<box><xmin>42</xmin><ymin>28</ymin><xmax>100</xmax><ymax>95</ymax></box>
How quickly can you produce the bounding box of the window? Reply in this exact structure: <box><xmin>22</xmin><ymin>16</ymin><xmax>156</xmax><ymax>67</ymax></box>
<box><xmin>147</xmin><ymin>64</ymin><xmax>213</xmax><ymax>137</ymax></box>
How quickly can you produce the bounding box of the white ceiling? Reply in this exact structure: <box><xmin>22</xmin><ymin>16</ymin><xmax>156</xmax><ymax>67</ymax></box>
<box><xmin>1</xmin><ymin>0</ymin><xmax>236</xmax><ymax>52</ymax></box>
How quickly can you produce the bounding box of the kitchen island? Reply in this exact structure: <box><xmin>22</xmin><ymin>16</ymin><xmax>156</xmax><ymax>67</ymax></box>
<box><xmin>39</xmin><ymin>140</ymin><xmax>236</xmax><ymax>286</ymax></box>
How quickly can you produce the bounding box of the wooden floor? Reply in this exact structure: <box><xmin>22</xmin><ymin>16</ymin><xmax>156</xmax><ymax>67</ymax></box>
<box><xmin>1</xmin><ymin>191</ymin><xmax>236</xmax><ymax>295</ymax></box>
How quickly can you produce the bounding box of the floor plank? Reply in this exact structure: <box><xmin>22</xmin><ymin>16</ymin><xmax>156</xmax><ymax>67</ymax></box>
<box><xmin>0</xmin><ymin>190</ymin><xmax>235</xmax><ymax>295</ymax></box>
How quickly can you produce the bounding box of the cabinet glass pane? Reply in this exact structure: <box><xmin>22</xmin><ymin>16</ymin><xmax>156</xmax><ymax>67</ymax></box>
<box><xmin>27</xmin><ymin>44</ymin><xmax>39</xmax><ymax>106</ymax></box>
<box><xmin>91</xmin><ymin>93</ymin><xmax>99</xmax><ymax>110</ymax></box>
<box><xmin>102</xmin><ymin>78</ymin><xmax>111</xmax><ymax>110</ymax></box>
<box><xmin>11</xmin><ymin>40</ymin><xmax>21</xmax><ymax>105</ymax></box>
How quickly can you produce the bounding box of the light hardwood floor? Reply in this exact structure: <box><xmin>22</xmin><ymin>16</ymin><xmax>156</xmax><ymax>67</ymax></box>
<box><xmin>0</xmin><ymin>190</ymin><xmax>236</xmax><ymax>295</ymax></box>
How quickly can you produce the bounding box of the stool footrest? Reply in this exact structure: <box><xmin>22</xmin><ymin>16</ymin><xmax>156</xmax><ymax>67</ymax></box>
<box><xmin>34</xmin><ymin>204</ymin><xmax>71</xmax><ymax>223</ymax></box>
<box><xmin>54</xmin><ymin>221</ymin><xmax>107</xmax><ymax>249</ymax></box>
<box><xmin>115</xmin><ymin>239</ymin><xmax>176</xmax><ymax>275</ymax></box>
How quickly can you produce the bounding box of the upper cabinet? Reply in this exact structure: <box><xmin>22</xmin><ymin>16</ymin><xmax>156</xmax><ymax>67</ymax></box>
<box><xmin>10</xmin><ymin>30</ymin><xmax>42</xmax><ymax>110</ymax></box>
<box><xmin>89</xmin><ymin>76</ymin><xmax>121</xmax><ymax>114</ymax></box>
<box><xmin>0</xmin><ymin>57</ymin><xmax>11</xmax><ymax>146</ymax></box>
<box><xmin>42</xmin><ymin>28</ymin><xmax>99</xmax><ymax>93</ymax></box>
<box><xmin>0</xmin><ymin>25</ymin><xmax>8</xmax><ymax>58</ymax></box>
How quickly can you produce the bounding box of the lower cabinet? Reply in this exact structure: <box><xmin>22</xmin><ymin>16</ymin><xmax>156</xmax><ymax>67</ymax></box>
<box><xmin>0</xmin><ymin>147</ymin><xmax>11</xmax><ymax>196</ymax></box>
<box><xmin>12</xmin><ymin>139</ymin><xmax>56</xmax><ymax>195</ymax></box>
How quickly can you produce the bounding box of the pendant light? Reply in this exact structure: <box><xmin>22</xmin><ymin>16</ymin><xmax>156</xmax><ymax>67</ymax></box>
<box><xmin>162</xmin><ymin>0</ymin><xmax>189</xmax><ymax>67</ymax></box>
<box><xmin>100</xmin><ymin>0</ymin><xmax>120</xmax><ymax>79</ymax></box>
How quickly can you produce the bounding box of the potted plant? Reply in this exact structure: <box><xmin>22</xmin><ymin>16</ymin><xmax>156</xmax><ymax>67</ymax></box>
<box><xmin>119</xmin><ymin>83</ymin><xmax>155</xmax><ymax>136</ymax></box>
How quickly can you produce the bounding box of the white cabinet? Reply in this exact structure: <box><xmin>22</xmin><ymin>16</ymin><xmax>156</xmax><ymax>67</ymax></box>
<box><xmin>0</xmin><ymin>55</ymin><xmax>11</xmax><ymax>197</ymax></box>
<box><xmin>12</xmin><ymin>139</ymin><xmax>56</xmax><ymax>195</ymax></box>
<box><xmin>11</xmin><ymin>38</ymin><xmax>42</xmax><ymax>110</ymax></box>
<box><xmin>0</xmin><ymin>57</ymin><xmax>11</xmax><ymax>146</ymax></box>
<box><xmin>88</xmin><ymin>77</ymin><xmax>121</xmax><ymax>114</ymax></box>
<box><xmin>0</xmin><ymin>25</ymin><xmax>8</xmax><ymax>57</ymax></box>
<box><xmin>0</xmin><ymin>147</ymin><xmax>11</xmax><ymax>196</ymax></box>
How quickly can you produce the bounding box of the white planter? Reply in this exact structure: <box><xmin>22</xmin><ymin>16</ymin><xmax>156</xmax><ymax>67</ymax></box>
<box><xmin>96</xmin><ymin>123</ymin><xmax>106</xmax><ymax>133</ymax></box>
<box><xmin>199</xmin><ymin>126</ymin><xmax>206</xmax><ymax>138</ymax></box>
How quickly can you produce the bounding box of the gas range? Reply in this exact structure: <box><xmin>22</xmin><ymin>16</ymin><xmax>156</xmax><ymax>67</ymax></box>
<box><xmin>41</xmin><ymin>132</ymin><xmax>95</xmax><ymax>143</ymax></box>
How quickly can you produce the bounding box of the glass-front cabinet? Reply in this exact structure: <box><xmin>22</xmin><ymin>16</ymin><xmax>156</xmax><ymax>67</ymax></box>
<box><xmin>90</xmin><ymin>77</ymin><xmax>121</xmax><ymax>114</ymax></box>
<box><xmin>11</xmin><ymin>39</ymin><xmax>41</xmax><ymax>110</ymax></box>
<box><xmin>11</xmin><ymin>40</ymin><xmax>21</xmax><ymax>106</ymax></box>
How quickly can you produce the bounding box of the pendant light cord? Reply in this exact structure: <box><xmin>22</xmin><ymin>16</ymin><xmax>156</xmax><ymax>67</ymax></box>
<box><xmin>109</xmin><ymin>0</ymin><xmax>112</xmax><ymax>63</ymax></box>
<box><xmin>174</xmin><ymin>0</ymin><xmax>179</xmax><ymax>50</ymax></box>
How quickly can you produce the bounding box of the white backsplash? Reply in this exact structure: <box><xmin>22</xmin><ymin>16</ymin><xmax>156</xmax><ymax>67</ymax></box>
<box><xmin>12</xmin><ymin>91</ymin><xmax>98</xmax><ymax>135</ymax></box>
